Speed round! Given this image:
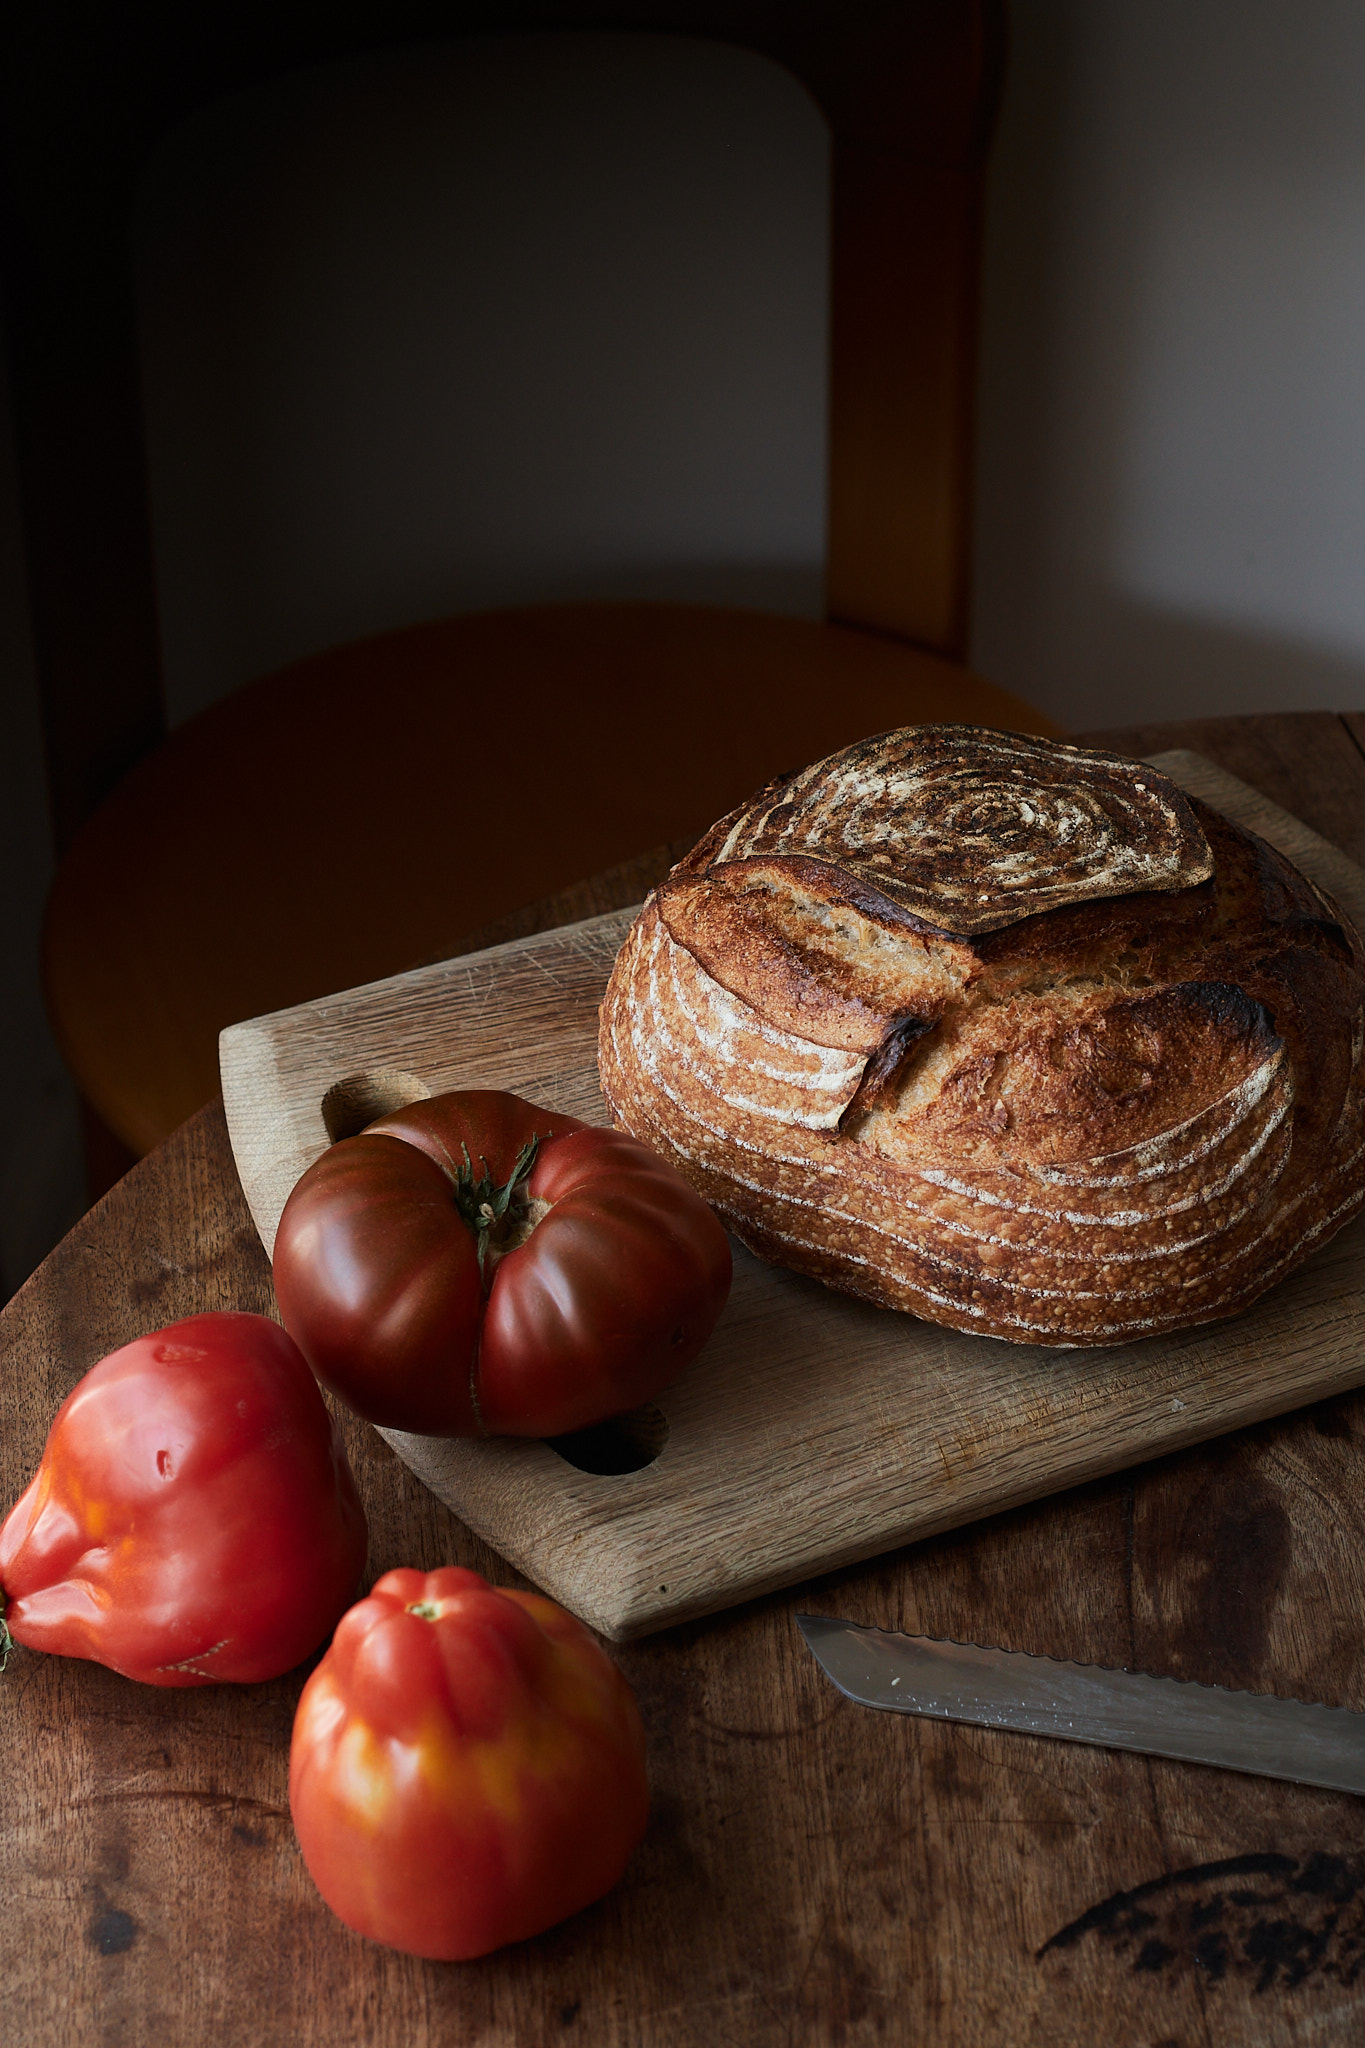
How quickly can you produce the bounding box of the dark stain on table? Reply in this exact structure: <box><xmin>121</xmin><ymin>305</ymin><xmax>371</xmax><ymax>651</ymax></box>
<box><xmin>1311</xmin><ymin>1401</ymin><xmax>1354</xmax><ymax>1442</ymax></box>
<box><xmin>89</xmin><ymin>1905</ymin><xmax>138</xmax><ymax>1956</ymax></box>
<box><xmin>1039</xmin><ymin>1850</ymin><xmax>1365</xmax><ymax>1992</ymax></box>
<box><xmin>1163</xmin><ymin>1467</ymin><xmax>1292</xmax><ymax>1689</ymax></box>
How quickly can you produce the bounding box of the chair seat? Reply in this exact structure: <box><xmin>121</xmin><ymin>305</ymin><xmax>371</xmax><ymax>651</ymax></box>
<box><xmin>44</xmin><ymin>601</ymin><xmax>1058</xmax><ymax>1154</ymax></box>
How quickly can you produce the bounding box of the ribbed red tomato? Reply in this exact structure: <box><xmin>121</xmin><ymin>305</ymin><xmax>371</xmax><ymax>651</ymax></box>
<box><xmin>290</xmin><ymin>1565</ymin><xmax>648</xmax><ymax>1959</ymax></box>
<box><xmin>0</xmin><ymin>1312</ymin><xmax>368</xmax><ymax>1685</ymax></box>
<box><xmin>271</xmin><ymin>1089</ymin><xmax>732</xmax><ymax>1436</ymax></box>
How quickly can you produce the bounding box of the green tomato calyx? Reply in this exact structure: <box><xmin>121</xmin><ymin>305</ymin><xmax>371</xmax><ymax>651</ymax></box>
<box><xmin>452</xmin><ymin>1135</ymin><xmax>547</xmax><ymax>1286</ymax></box>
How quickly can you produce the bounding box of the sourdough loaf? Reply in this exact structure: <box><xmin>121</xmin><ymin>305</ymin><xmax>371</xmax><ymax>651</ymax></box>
<box><xmin>597</xmin><ymin>725</ymin><xmax>1365</xmax><ymax>1345</ymax></box>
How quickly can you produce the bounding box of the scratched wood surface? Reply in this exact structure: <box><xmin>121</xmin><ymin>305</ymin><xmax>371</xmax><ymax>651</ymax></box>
<box><xmin>6</xmin><ymin>712</ymin><xmax>1365</xmax><ymax>2047</ymax></box>
<box><xmin>220</xmin><ymin>749</ymin><xmax>1365</xmax><ymax>1640</ymax></box>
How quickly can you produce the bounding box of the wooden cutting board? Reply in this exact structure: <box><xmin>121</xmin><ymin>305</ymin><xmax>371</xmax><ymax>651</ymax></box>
<box><xmin>220</xmin><ymin>751</ymin><xmax>1365</xmax><ymax>1640</ymax></box>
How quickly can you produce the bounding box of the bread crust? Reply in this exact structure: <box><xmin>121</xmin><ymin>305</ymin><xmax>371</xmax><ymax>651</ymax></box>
<box><xmin>598</xmin><ymin>726</ymin><xmax>1365</xmax><ymax>1345</ymax></box>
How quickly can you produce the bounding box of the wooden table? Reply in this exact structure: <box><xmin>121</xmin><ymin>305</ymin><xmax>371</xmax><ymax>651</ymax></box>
<box><xmin>7</xmin><ymin>710</ymin><xmax>1365</xmax><ymax>2046</ymax></box>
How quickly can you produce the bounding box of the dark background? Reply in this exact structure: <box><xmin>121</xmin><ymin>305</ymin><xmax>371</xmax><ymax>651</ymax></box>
<box><xmin>6</xmin><ymin>0</ymin><xmax>1365</xmax><ymax>1295</ymax></box>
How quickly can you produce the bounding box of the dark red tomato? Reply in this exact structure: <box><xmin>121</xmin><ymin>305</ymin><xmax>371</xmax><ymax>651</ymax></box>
<box><xmin>271</xmin><ymin>1089</ymin><xmax>731</xmax><ymax>1437</ymax></box>
<box><xmin>290</xmin><ymin>1565</ymin><xmax>649</xmax><ymax>1960</ymax></box>
<box><xmin>0</xmin><ymin>1313</ymin><xmax>367</xmax><ymax>1686</ymax></box>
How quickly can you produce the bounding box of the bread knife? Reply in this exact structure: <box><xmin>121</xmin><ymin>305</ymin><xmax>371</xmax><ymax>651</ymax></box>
<box><xmin>796</xmin><ymin>1614</ymin><xmax>1365</xmax><ymax>1796</ymax></box>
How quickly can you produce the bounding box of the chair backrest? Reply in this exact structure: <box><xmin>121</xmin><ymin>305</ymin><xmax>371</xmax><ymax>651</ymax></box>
<box><xmin>1</xmin><ymin>1</ymin><xmax>1004</xmax><ymax>852</ymax></box>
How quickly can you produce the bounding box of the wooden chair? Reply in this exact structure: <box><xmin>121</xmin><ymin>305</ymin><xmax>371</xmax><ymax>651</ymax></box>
<box><xmin>8</xmin><ymin>1</ymin><xmax>1056</xmax><ymax>1174</ymax></box>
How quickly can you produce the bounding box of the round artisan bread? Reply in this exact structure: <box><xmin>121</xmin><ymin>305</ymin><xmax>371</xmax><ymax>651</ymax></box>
<box><xmin>597</xmin><ymin>725</ymin><xmax>1365</xmax><ymax>1346</ymax></box>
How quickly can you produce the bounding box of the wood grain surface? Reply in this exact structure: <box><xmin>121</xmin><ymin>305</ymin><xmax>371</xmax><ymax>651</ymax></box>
<box><xmin>7</xmin><ymin>713</ymin><xmax>1365</xmax><ymax>2047</ymax></box>
<box><xmin>220</xmin><ymin>750</ymin><xmax>1365</xmax><ymax>1642</ymax></box>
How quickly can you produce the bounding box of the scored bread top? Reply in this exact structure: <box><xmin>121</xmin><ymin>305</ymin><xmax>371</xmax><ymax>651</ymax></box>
<box><xmin>678</xmin><ymin>725</ymin><xmax>1215</xmax><ymax>936</ymax></box>
<box><xmin>599</xmin><ymin>724</ymin><xmax>1365</xmax><ymax>1345</ymax></box>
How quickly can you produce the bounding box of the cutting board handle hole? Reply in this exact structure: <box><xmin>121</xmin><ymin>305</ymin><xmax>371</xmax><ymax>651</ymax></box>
<box><xmin>546</xmin><ymin>1402</ymin><xmax>669</xmax><ymax>1476</ymax></box>
<box><xmin>321</xmin><ymin>1070</ymin><xmax>433</xmax><ymax>1141</ymax></box>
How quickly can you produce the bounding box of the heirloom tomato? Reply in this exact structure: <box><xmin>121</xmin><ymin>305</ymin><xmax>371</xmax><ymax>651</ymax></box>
<box><xmin>272</xmin><ymin>1089</ymin><xmax>731</xmax><ymax>1437</ymax></box>
<box><xmin>289</xmin><ymin>1565</ymin><xmax>648</xmax><ymax>1959</ymax></box>
<box><xmin>0</xmin><ymin>1312</ymin><xmax>367</xmax><ymax>1685</ymax></box>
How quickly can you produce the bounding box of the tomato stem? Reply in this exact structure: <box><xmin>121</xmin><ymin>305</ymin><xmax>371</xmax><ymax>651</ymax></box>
<box><xmin>0</xmin><ymin>1591</ymin><xmax>12</xmax><ymax>1674</ymax></box>
<box><xmin>452</xmin><ymin>1135</ymin><xmax>543</xmax><ymax>1286</ymax></box>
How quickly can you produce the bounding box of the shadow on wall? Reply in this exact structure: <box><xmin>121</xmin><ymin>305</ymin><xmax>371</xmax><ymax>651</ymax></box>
<box><xmin>343</xmin><ymin>559</ymin><xmax>826</xmax><ymax>628</ymax></box>
<box><xmin>0</xmin><ymin>353</ymin><xmax>84</xmax><ymax>1301</ymax></box>
<box><xmin>135</xmin><ymin>32</ymin><xmax>830</xmax><ymax>727</ymax></box>
<box><xmin>1048</xmin><ymin>593</ymin><xmax>1365</xmax><ymax>737</ymax></box>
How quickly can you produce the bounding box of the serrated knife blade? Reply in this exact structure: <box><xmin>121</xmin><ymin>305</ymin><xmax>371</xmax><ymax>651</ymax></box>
<box><xmin>796</xmin><ymin>1614</ymin><xmax>1365</xmax><ymax>1796</ymax></box>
